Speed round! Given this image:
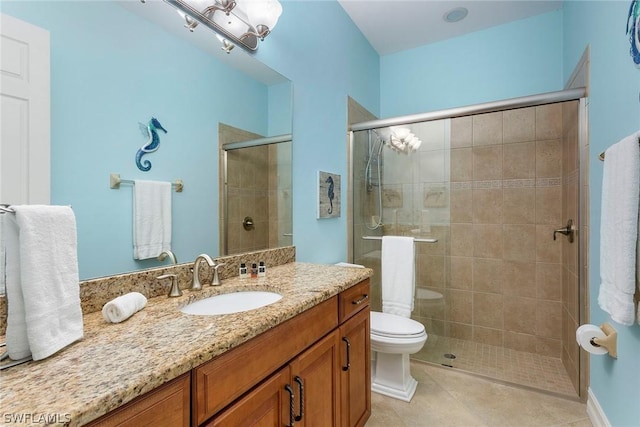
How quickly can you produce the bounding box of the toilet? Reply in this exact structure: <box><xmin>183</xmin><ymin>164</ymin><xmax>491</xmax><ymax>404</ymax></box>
<box><xmin>334</xmin><ymin>261</ymin><xmax>427</xmax><ymax>402</ymax></box>
<box><xmin>370</xmin><ymin>311</ymin><xmax>427</xmax><ymax>402</ymax></box>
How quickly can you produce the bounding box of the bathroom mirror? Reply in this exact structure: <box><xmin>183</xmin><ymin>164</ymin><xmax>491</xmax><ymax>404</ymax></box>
<box><xmin>1</xmin><ymin>0</ymin><xmax>292</xmax><ymax>282</ymax></box>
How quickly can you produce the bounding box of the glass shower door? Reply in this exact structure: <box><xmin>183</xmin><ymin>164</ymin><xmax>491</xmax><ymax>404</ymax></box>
<box><xmin>351</xmin><ymin>120</ymin><xmax>453</xmax><ymax>367</ymax></box>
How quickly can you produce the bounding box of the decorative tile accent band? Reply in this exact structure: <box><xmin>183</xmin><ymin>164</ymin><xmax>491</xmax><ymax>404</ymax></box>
<box><xmin>452</xmin><ymin>178</ymin><xmax>562</xmax><ymax>190</ymax></box>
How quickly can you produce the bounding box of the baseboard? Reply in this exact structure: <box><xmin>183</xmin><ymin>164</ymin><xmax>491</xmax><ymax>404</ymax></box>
<box><xmin>587</xmin><ymin>387</ymin><xmax>612</xmax><ymax>427</ymax></box>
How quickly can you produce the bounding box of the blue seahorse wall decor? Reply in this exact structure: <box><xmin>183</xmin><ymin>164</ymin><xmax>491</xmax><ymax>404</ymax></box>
<box><xmin>326</xmin><ymin>176</ymin><xmax>335</xmax><ymax>214</ymax></box>
<box><xmin>135</xmin><ymin>117</ymin><xmax>167</xmax><ymax>171</ymax></box>
<box><xmin>628</xmin><ymin>0</ymin><xmax>640</xmax><ymax>67</ymax></box>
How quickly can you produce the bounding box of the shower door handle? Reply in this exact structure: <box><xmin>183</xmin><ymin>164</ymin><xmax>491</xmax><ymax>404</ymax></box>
<box><xmin>553</xmin><ymin>219</ymin><xmax>575</xmax><ymax>243</ymax></box>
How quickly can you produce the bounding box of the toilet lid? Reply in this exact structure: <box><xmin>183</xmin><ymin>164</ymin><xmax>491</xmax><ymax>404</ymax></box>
<box><xmin>370</xmin><ymin>311</ymin><xmax>425</xmax><ymax>337</ymax></box>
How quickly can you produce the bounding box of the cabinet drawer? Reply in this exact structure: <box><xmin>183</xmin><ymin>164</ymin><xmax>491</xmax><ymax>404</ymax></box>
<box><xmin>193</xmin><ymin>296</ymin><xmax>338</xmax><ymax>425</ymax></box>
<box><xmin>338</xmin><ymin>279</ymin><xmax>370</xmax><ymax>323</ymax></box>
<box><xmin>87</xmin><ymin>373</ymin><xmax>190</xmax><ymax>427</ymax></box>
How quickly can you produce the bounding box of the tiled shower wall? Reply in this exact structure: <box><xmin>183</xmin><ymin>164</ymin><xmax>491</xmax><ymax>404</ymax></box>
<box><xmin>226</xmin><ymin>144</ymin><xmax>271</xmax><ymax>254</ymax></box>
<box><xmin>439</xmin><ymin>103</ymin><xmax>566</xmax><ymax>357</ymax></box>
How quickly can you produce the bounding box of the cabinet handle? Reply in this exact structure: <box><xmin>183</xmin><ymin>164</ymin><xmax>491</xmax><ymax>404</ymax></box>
<box><xmin>294</xmin><ymin>376</ymin><xmax>304</xmax><ymax>422</ymax></box>
<box><xmin>285</xmin><ymin>384</ymin><xmax>295</xmax><ymax>427</ymax></box>
<box><xmin>352</xmin><ymin>294</ymin><xmax>369</xmax><ymax>305</ymax></box>
<box><xmin>342</xmin><ymin>337</ymin><xmax>351</xmax><ymax>371</ymax></box>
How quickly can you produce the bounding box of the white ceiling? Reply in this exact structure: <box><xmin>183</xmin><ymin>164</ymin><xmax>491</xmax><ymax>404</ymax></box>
<box><xmin>119</xmin><ymin>0</ymin><xmax>563</xmax><ymax>79</ymax></box>
<box><xmin>337</xmin><ymin>0</ymin><xmax>562</xmax><ymax>55</ymax></box>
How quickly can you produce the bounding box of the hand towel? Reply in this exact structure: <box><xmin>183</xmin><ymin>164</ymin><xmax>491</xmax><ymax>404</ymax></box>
<box><xmin>102</xmin><ymin>292</ymin><xmax>148</xmax><ymax>323</ymax></box>
<box><xmin>133</xmin><ymin>180</ymin><xmax>172</xmax><ymax>260</ymax></box>
<box><xmin>3</xmin><ymin>213</ymin><xmax>30</xmax><ymax>360</ymax></box>
<box><xmin>381</xmin><ymin>236</ymin><xmax>415</xmax><ymax>318</ymax></box>
<box><xmin>598</xmin><ymin>131</ymin><xmax>640</xmax><ymax>326</ymax></box>
<box><xmin>9</xmin><ymin>205</ymin><xmax>84</xmax><ymax>360</ymax></box>
<box><xmin>0</xmin><ymin>212</ymin><xmax>6</xmax><ymax>295</ymax></box>
<box><xmin>637</xmin><ymin>206</ymin><xmax>640</xmax><ymax>325</ymax></box>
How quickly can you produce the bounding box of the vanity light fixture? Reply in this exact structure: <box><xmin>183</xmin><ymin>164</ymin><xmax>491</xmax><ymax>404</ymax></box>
<box><xmin>388</xmin><ymin>126</ymin><xmax>422</xmax><ymax>154</ymax></box>
<box><xmin>216</xmin><ymin>33</ymin><xmax>235</xmax><ymax>53</ymax></box>
<box><xmin>165</xmin><ymin>0</ymin><xmax>282</xmax><ymax>52</ymax></box>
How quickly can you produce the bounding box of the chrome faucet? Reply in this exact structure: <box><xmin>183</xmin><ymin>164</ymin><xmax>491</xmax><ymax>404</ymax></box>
<box><xmin>192</xmin><ymin>254</ymin><xmax>215</xmax><ymax>291</ymax></box>
<box><xmin>157</xmin><ymin>250</ymin><xmax>177</xmax><ymax>265</ymax></box>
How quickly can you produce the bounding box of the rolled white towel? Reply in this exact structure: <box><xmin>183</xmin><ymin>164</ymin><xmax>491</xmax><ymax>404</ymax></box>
<box><xmin>102</xmin><ymin>292</ymin><xmax>148</xmax><ymax>323</ymax></box>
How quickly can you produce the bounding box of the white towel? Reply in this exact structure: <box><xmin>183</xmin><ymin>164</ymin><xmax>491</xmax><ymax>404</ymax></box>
<box><xmin>598</xmin><ymin>131</ymin><xmax>640</xmax><ymax>326</ymax></box>
<box><xmin>133</xmin><ymin>180</ymin><xmax>172</xmax><ymax>260</ymax></box>
<box><xmin>102</xmin><ymin>292</ymin><xmax>148</xmax><ymax>323</ymax></box>
<box><xmin>0</xmin><ymin>213</ymin><xmax>6</xmax><ymax>295</ymax></box>
<box><xmin>637</xmin><ymin>205</ymin><xmax>640</xmax><ymax>325</ymax></box>
<box><xmin>4</xmin><ymin>212</ymin><xmax>30</xmax><ymax>360</ymax></box>
<box><xmin>381</xmin><ymin>236</ymin><xmax>415</xmax><ymax>318</ymax></box>
<box><xmin>6</xmin><ymin>205</ymin><xmax>84</xmax><ymax>360</ymax></box>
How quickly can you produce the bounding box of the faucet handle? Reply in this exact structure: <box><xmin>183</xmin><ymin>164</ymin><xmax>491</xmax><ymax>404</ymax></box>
<box><xmin>158</xmin><ymin>274</ymin><xmax>181</xmax><ymax>297</ymax></box>
<box><xmin>211</xmin><ymin>263</ymin><xmax>226</xmax><ymax>286</ymax></box>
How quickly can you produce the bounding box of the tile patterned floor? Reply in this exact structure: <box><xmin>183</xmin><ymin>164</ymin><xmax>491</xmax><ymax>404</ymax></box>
<box><xmin>366</xmin><ymin>362</ymin><xmax>592</xmax><ymax>427</ymax></box>
<box><xmin>414</xmin><ymin>335</ymin><xmax>578</xmax><ymax>396</ymax></box>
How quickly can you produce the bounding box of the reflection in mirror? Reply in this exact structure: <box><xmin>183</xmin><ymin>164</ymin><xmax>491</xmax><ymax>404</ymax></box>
<box><xmin>1</xmin><ymin>1</ymin><xmax>292</xmax><ymax>283</ymax></box>
<box><xmin>219</xmin><ymin>124</ymin><xmax>292</xmax><ymax>255</ymax></box>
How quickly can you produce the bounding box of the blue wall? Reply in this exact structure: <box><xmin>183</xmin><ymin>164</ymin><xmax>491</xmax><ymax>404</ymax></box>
<box><xmin>1</xmin><ymin>1</ymin><xmax>270</xmax><ymax>278</ymax></box>
<box><xmin>380</xmin><ymin>11</ymin><xmax>564</xmax><ymax>116</ymax></box>
<box><xmin>253</xmin><ymin>0</ymin><xmax>380</xmax><ymax>264</ymax></box>
<box><xmin>563</xmin><ymin>2</ymin><xmax>640</xmax><ymax>426</ymax></box>
<box><xmin>1</xmin><ymin>0</ymin><xmax>380</xmax><ymax>275</ymax></box>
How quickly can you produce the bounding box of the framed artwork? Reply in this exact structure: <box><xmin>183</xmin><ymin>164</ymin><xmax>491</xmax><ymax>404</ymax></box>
<box><xmin>318</xmin><ymin>171</ymin><xmax>341</xmax><ymax>219</ymax></box>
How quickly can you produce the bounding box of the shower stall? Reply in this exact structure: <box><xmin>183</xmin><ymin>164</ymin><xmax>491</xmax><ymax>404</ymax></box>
<box><xmin>349</xmin><ymin>89</ymin><xmax>588</xmax><ymax>399</ymax></box>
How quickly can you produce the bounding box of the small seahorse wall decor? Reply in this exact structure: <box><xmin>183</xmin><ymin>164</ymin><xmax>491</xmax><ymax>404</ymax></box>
<box><xmin>629</xmin><ymin>0</ymin><xmax>640</xmax><ymax>67</ymax></box>
<box><xmin>318</xmin><ymin>171</ymin><xmax>341</xmax><ymax>219</ymax></box>
<box><xmin>135</xmin><ymin>117</ymin><xmax>167</xmax><ymax>172</ymax></box>
<box><xmin>326</xmin><ymin>176</ymin><xmax>335</xmax><ymax>214</ymax></box>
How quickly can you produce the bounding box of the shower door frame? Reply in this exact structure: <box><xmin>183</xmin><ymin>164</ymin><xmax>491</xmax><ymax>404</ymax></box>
<box><xmin>348</xmin><ymin>87</ymin><xmax>589</xmax><ymax>399</ymax></box>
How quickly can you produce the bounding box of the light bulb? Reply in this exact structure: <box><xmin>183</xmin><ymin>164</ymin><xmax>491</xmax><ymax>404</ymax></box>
<box><xmin>244</xmin><ymin>0</ymin><xmax>283</xmax><ymax>32</ymax></box>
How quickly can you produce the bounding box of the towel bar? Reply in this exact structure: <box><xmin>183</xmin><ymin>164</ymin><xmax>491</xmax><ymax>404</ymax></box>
<box><xmin>362</xmin><ymin>235</ymin><xmax>438</xmax><ymax>243</ymax></box>
<box><xmin>599</xmin><ymin>136</ymin><xmax>640</xmax><ymax>160</ymax></box>
<box><xmin>0</xmin><ymin>346</ymin><xmax>33</xmax><ymax>370</ymax></box>
<box><xmin>110</xmin><ymin>173</ymin><xmax>183</xmax><ymax>192</ymax></box>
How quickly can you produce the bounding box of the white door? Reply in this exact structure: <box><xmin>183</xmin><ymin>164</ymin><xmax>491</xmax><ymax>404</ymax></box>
<box><xmin>0</xmin><ymin>13</ymin><xmax>50</xmax><ymax>205</ymax></box>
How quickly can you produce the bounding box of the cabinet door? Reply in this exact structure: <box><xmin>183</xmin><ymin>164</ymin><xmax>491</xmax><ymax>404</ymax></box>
<box><xmin>289</xmin><ymin>330</ymin><xmax>341</xmax><ymax>427</ymax></box>
<box><xmin>204</xmin><ymin>367</ymin><xmax>291</xmax><ymax>427</ymax></box>
<box><xmin>339</xmin><ymin>308</ymin><xmax>371</xmax><ymax>427</ymax></box>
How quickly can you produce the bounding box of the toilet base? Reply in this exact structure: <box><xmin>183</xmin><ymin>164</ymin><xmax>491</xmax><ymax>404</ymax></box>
<box><xmin>371</xmin><ymin>351</ymin><xmax>418</xmax><ymax>402</ymax></box>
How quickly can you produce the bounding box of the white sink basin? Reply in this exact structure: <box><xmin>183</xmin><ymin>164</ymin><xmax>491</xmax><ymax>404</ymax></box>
<box><xmin>180</xmin><ymin>291</ymin><xmax>282</xmax><ymax>315</ymax></box>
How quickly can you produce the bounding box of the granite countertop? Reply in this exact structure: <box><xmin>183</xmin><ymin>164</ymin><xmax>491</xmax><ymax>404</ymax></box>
<box><xmin>0</xmin><ymin>262</ymin><xmax>371</xmax><ymax>426</ymax></box>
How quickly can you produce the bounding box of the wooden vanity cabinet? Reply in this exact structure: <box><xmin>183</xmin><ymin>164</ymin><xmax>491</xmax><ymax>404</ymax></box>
<box><xmin>207</xmin><ymin>330</ymin><xmax>341</xmax><ymax>427</ymax></box>
<box><xmin>198</xmin><ymin>279</ymin><xmax>371</xmax><ymax>427</ymax></box>
<box><xmin>193</xmin><ymin>297</ymin><xmax>340</xmax><ymax>425</ymax></box>
<box><xmin>338</xmin><ymin>280</ymin><xmax>371</xmax><ymax>427</ymax></box>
